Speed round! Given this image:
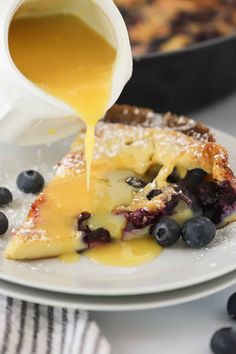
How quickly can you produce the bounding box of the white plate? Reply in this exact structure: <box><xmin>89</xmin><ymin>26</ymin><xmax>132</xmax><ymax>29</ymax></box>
<box><xmin>0</xmin><ymin>268</ymin><xmax>235</xmax><ymax>311</ymax></box>
<box><xmin>0</xmin><ymin>128</ymin><xmax>236</xmax><ymax>296</ymax></box>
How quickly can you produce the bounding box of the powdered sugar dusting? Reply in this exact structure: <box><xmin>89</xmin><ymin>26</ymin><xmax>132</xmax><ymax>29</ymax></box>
<box><xmin>57</xmin><ymin>120</ymin><xmax>231</xmax><ymax>183</ymax></box>
<box><xmin>190</xmin><ymin>222</ymin><xmax>236</xmax><ymax>264</ymax></box>
<box><xmin>0</xmin><ymin>137</ymin><xmax>71</xmax><ymax>251</ymax></box>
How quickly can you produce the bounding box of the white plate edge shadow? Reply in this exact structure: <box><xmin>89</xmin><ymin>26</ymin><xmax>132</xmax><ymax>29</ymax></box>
<box><xmin>0</xmin><ymin>268</ymin><xmax>236</xmax><ymax>311</ymax></box>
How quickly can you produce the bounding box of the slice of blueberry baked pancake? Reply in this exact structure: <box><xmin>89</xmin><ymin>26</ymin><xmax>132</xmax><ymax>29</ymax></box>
<box><xmin>5</xmin><ymin>105</ymin><xmax>236</xmax><ymax>260</ymax></box>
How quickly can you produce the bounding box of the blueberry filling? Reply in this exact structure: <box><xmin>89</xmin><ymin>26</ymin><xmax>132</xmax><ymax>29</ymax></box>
<box><xmin>77</xmin><ymin>212</ymin><xmax>111</xmax><ymax>247</ymax></box>
<box><xmin>146</xmin><ymin>189</ymin><xmax>161</xmax><ymax>200</ymax></box>
<box><xmin>77</xmin><ymin>212</ymin><xmax>91</xmax><ymax>231</ymax></box>
<box><xmin>122</xmin><ymin>169</ymin><xmax>236</xmax><ymax>241</ymax></box>
<box><xmin>199</xmin><ymin>181</ymin><xmax>219</xmax><ymax>206</ymax></box>
<box><xmin>176</xmin><ymin>169</ymin><xmax>236</xmax><ymax>225</ymax></box>
<box><xmin>126</xmin><ymin>177</ymin><xmax>147</xmax><ymax>189</ymax></box>
<box><xmin>198</xmin><ymin>180</ymin><xmax>236</xmax><ymax>224</ymax></box>
<box><xmin>167</xmin><ymin>168</ymin><xmax>179</xmax><ymax>184</ymax></box>
<box><xmin>165</xmin><ymin>196</ymin><xmax>180</xmax><ymax>216</ymax></box>
<box><xmin>77</xmin><ymin>169</ymin><xmax>236</xmax><ymax>249</ymax></box>
<box><xmin>171</xmin><ymin>9</ymin><xmax>217</xmax><ymax>31</ymax></box>
<box><xmin>193</xmin><ymin>30</ymin><xmax>221</xmax><ymax>43</ymax></box>
<box><xmin>177</xmin><ymin>189</ymin><xmax>192</xmax><ymax>207</ymax></box>
<box><xmin>180</xmin><ymin>168</ymin><xmax>208</xmax><ymax>192</ymax></box>
<box><xmin>190</xmin><ymin>196</ymin><xmax>203</xmax><ymax>217</ymax></box>
<box><xmin>83</xmin><ymin>228</ymin><xmax>111</xmax><ymax>247</ymax></box>
<box><xmin>148</xmin><ymin>36</ymin><xmax>170</xmax><ymax>52</ymax></box>
<box><xmin>125</xmin><ymin>209</ymin><xmax>159</xmax><ymax>229</ymax></box>
<box><xmin>122</xmin><ymin>195</ymin><xmax>180</xmax><ymax>233</ymax></box>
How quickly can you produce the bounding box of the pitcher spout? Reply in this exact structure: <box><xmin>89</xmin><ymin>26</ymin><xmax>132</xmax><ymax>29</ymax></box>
<box><xmin>0</xmin><ymin>0</ymin><xmax>132</xmax><ymax>145</ymax></box>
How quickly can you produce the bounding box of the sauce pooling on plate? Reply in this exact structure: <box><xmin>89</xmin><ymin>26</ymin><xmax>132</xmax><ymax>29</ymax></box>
<box><xmin>84</xmin><ymin>238</ymin><xmax>162</xmax><ymax>267</ymax></box>
<box><xmin>9</xmin><ymin>13</ymin><xmax>116</xmax><ymax>188</ymax></box>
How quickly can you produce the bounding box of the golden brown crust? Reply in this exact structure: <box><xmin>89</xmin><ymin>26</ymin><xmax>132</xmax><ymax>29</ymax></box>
<box><xmin>104</xmin><ymin>104</ymin><xmax>215</xmax><ymax>143</ymax></box>
<box><xmin>104</xmin><ymin>104</ymin><xmax>155</xmax><ymax>126</ymax></box>
<box><xmin>161</xmin><ymin>112</ymin><xmax>215</xmax><ymax>143</ymax></box>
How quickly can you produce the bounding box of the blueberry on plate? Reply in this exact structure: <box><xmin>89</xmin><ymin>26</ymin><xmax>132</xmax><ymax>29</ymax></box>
<box><xmin>0</xmin><ymin>187</ymin><xmax>13</xmax><ymax>207</ymax></box>
<box><xmin>151</xmin><ymin>217</ymin><xmax>181</xmax><ymax>247</ymax></box>
<box><xmin>0</xmin><ymin>212</ymin><xmax>8</xmax><ymax>235</ymax></box>
<box><xmin>211</xmin><ymin>327</ymin><xmax>236</xmax><ymax>354</ymax></box>
<box><xmin>227</xmin><ymin>293</ymin><xmax>236</xmax><ymax>320</ymax></box>
<box><xmin>182</xmin><ymin>216</ymin><xmax>216</xmax><ymax>248</ymax></box>
<box><xmin>126</xmin><ymin>177</ymin><xmax>147</xmax><ymax>188</ymax></box>
<box><xmin>17</xmin><ymin>170</ymin><xmax>44</xmax><ymax>194</ymax></box>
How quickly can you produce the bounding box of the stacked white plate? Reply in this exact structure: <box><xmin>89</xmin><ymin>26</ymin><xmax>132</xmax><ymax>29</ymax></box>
<box><xmin>0</xmin><ymin>127</ymin><xmax>236</xmax><ymax>311</ymax></box>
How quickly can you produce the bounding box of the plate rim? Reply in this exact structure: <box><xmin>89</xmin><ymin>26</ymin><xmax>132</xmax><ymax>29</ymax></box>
<box><xmin>0</xmin><ymin>269</ymin><xmax>235</xmax><ymax>311</ymax></box>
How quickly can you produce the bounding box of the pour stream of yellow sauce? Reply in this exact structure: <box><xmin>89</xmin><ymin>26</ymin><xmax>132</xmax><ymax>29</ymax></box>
<box><xmin>9</xmin><ymin>13</ymin><xmax>161</xmax><ymax>266</ymax></box>
<box><xmin>9</xmin><ymin>13</ymin><xmax>116</xmax><ymax>187</ymax></box>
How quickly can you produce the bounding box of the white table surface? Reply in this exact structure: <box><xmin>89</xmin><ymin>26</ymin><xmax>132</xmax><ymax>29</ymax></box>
<box><xmin>92</xmin><ymin>92</ymin><xmax>236</xmax><ymax>354</ymax></box>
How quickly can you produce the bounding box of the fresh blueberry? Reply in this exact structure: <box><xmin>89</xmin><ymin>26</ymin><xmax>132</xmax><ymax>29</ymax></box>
<box><xmin>182</xmin><ymin>168</ymin><xmax>207</xmax><ymax>191</ymax></box>
<box><xmin>146</xmin><ymin>189</ymin><xmax>161</xmax><ymax>200</ymax></box>
<box><xmin>227</xmin><ymin>293</ymin><xmax>236</xmax><ymax>320</ymax></box>
<box><xmin>17</xmin><ymin>170</ymin><xmax>44</xmax><ymax>194</ymax></box>
<box><xmin>211</xmin><ymin>327</ymin><xmax>236</xmax><ymax>354</ymax></box>
<box><xmin>182</xmin><ymin>216</ymin><xmax>216</xmax><ymax>248</ymax></box>
<box><xmin>0</xmin><ymin>187</ymin><xmax>13</xmax><ymax>207</ymax></box>
<box><xmin>0</xmin><ymin>212</ymin><xmax>8</xmax><ymax>235</ymax></box>
<box><xmin>151</xmin><ymin>218</ymin><xmax>181</xmax><ymax>247</ymax></box>
<box><xmin>126</xmin><ymin>177</ymin><xmax>147</xmax><ymax>189</ymax></box>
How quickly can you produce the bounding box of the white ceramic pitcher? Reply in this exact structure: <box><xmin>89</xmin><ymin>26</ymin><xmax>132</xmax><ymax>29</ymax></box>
<box><xmin>0</xmin><ymin>0</ymin><xmax>132</xmax><ymax>145</ymax></box>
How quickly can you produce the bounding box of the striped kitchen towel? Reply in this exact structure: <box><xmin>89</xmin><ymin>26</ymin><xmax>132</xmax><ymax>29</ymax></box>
<box><xmin>0</xmin><ymin>297</ymin><xmax>111</xmax><ymax>354</ymax></box>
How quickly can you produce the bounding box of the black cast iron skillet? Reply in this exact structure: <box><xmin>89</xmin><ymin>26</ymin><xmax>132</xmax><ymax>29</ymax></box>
<box><xmin>118</xmin><ymin>33</ymin><xmax>236</xmax><ymax>114</ymax></box>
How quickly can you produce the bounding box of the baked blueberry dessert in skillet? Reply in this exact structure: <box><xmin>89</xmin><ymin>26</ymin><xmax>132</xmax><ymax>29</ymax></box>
<box><xmin>115</xmin><ymin>0</ymin><xmax>236</xmax><ymax>56</ymax></box>
<box><xmin>5</xmin><ymin>105</ymin><xmax>236</xmax><ymax>260</ymax></box>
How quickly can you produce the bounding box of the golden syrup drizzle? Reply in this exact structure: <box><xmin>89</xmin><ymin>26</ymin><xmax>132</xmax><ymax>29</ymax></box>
<box><xmin>59</xmin><ymin>253</ymin><xmax>80</xmax><ymax>263</ymax></box>
<box><xmin>84</xmin><ymin>238</ymin><xmax>162</xmax><ymax>267</ymax></box>
<box><xmin>34</xmin><ymin>168</ymin><xmax>134</xmax><ymax>248</ymax></box>
<box><xmin>85</xmin><ymin>125</ymin><xmax>95</xmax><ymax>189</ymax></box>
